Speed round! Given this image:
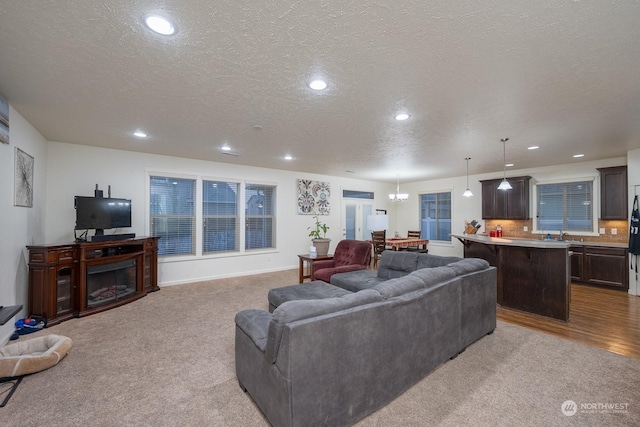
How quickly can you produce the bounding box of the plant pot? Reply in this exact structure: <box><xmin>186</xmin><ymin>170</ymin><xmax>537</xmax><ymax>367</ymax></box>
<box><xmin>312</xmin><ymin>239</ymin><xmax>331</xmax><ymax>257</ymax></box>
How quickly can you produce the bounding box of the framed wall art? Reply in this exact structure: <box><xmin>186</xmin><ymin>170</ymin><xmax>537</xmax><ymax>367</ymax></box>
<box><xmin>0</xmin><ymin>94</ymin><xmax>9</xmax><ymax>144</ymax></box>
<box><xmin>14</xmin><ymin>147</ymin><xmax>34</xmax><ymax>207</ymax></box>
<box><xmin>297</xmin><ymin>179</ymin><xmax>330</xmax><ymax>215</ymax></box>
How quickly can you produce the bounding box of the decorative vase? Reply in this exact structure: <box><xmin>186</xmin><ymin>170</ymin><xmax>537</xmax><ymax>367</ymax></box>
<box><xmin>312</xmin><ymin>239</ymin><xmax>331</xmax><ymax>257</ymax></box>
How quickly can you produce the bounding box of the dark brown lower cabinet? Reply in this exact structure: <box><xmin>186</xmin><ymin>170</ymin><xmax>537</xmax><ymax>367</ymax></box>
<box><xmin>570</xmin><ymin>245</ymin><xmax>628</xmax><ymax>290</ymax></box>
<box><xmin>570</xmin><ymin>246</ymin><xmax>584</xmax><ymax>282</ymax></box>
<box><xmin>462</xmin><ymin>239</ymin><xmax>570</xmax><ymax>321</ymax></box>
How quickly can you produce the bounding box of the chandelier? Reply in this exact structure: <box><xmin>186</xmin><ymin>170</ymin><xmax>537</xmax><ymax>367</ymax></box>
<box><xmin>389</xmin><ymin>176</ymin><xmax>409</xmax><ymax>202</ymax></box>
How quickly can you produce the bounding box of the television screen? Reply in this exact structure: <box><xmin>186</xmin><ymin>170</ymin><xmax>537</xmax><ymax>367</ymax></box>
<box><xmin>75</xmin><ymin>196</ymin><xmax>132</xmax><ymax>230</ymax></box>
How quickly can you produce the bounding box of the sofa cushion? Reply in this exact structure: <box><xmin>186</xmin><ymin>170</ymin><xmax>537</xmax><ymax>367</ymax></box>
<box><xmin>330</xmin><ymin>269</ymin><xmax>384</xmax><ymax>292</ymax></box>
<box><xmin>265</xmin><ymin>289</ymin><xmax>383</xmax><ymax>363</ymax></box>
<box><xmin>447</xmin><ymin>258</ymin><xmax>490</xmax><ymax>275</ymax></box>
<box><xmin>372</xmin><ymin>275</ymin><xmax>426</xmax><ymax>298</ymax></box>
<box><xmin>267</xmin><ymin>281</ymin><xmax>352</xmax><ymax>312</ymax></box>
<box><xmin>408</xmin><ymin>266</ymin><xmax>458</xmax><ymax>289</ymax></box>
<box><xmin>314</xmin><ymin>264</ymin><xmax>368</xmax><ymax>283</ymax></box>
<box><xmin>377</xmin><ymin>251</ymin><xmax>420</xmax><ymax>279</ymax></box>
<box><xmin>416</xmin><ymin>254</ymin><xmax>462</xmax><ymax>269</ymax></box>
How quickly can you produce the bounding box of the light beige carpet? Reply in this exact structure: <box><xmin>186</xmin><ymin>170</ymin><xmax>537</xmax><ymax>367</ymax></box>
<box><xmin>1</xmin><ymin>269</ymin><xmax>639</xmax><ymax>427</ymax></box>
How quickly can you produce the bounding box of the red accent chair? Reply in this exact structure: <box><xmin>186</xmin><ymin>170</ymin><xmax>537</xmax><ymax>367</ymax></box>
<box><xmin>312</xmin><ymin>239</ymin><xmax>372</xmax><ymax>283</ymax></box>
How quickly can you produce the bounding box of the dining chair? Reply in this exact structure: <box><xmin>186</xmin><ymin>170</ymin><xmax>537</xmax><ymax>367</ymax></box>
<box><xmin>404</xmin><ymin>230</ymin><xmax>428</xmax><ymax>253</ymax></box>
<box><xmin>370</xmin><ymin>230</ymin><xmax>386</xmax><ymax>269</ymax></box>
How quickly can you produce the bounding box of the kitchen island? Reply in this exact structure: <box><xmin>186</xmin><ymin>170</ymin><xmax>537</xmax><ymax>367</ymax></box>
<box><xmin>452</xmin><ymin>233</ymin><xmax>571</xmax><ymax>321</ymax></box>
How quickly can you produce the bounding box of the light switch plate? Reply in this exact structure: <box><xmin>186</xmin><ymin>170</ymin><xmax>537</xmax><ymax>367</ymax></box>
<box><xmin>611</xmin><ymin>228</ymin><xmax>617</xmax><ymax>235</ymax></box>
<box><xmin>523</xmin><ymin>226</ymin><xmax>529</xmax><ymax>232</ymax></box>
<box><xmin>599</xmin><ymin>228</ymin><xmax>605</xmax><ymax>234</ymax></box>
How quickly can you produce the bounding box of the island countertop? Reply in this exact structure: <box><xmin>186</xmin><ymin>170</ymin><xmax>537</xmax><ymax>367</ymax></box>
<box><xmin>451</xmin><ymin>233</ymin><xmax>571</xmax><ymax>249</ymax></box>
<box><xmin>451</xmin><ymin>233</ymin><xmax>627</xmax><ymax>249</ymax></box>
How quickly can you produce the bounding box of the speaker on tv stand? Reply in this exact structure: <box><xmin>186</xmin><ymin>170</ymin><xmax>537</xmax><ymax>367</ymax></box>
<box><xmin>90</xmin><ymin>233</ymin><xmax>136</xmax><ymax>242</ymax></box>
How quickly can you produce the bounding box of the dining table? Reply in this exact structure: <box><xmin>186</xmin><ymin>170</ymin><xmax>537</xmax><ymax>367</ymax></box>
<box><xmin>384</xmin><ymin>237</ymin><xmax>429</xmax><ymax>251</ymax></box>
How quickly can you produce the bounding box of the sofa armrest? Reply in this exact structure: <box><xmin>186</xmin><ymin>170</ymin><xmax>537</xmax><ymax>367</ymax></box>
<box><xmin>234</xmin><ymin>309</ymin><xmax>272</xmax><ymax>352</ymax></box>
<box><xmin>312</xmin><ymin>259</ymin><xmax>335</xmax><ymax>270</ymax></box>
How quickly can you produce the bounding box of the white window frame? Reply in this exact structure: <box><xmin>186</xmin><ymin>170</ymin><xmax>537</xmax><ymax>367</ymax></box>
<box><xmin>244</xmin><ymin>181</ymin><xmax>277</xmax><ymax>251</ymax></box>
<box><xmin>418</xmin><ymin>189</ymin><xmax>453</xmax><ymax>244</ymax></box>
<box><xmin>147</xmin><ymin>172</ymin><xmax>198</xmax><ymax>258</ymax></box>
<box><xmin>532</xmin><ymin>176</ymin><xmax>599</xmax><ymax>237</ymax></box>
<box><xmin>202</xmin><ymin>176</ymin><xmax>242</xmax><ymax>254</ymax></box>
<box><xmin>146</xmin><ymin>171</ymin><xmax>278</xmax><ymax>260</ymax></box>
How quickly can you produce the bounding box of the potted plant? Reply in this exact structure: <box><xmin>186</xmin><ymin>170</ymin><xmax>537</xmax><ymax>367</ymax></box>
<box><xmin>308</xmin><ymin>215</ymin><xmax>331</xmax><ymax>256</ymax></box>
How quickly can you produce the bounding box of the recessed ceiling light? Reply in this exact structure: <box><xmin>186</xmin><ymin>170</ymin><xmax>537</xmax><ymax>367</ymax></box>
<box><xmin>395</xmin><ymin>113</ymin><xmax>410</xmax><ymax>121</ymax></box>
<box><xmin>220</xmin><ymin>144</ymin><xmax>231</xmax><ymax>151</ymax></box>
<box><xmin>133</xmin><ymin>130</ymin><xmax>148</xmax><ymax>138</ymax></box>
<box><xmin>528</xmin><ymin>146</ymin><xmax>539</xmax><ymax>150</ymax></box>
<box><xmin>144</xmin><ymin>14</ymin><xmax>176</xmax><ymax>36</ymax></box>
<box><xmin>505</xmin><ymin>163</ymin><xmax>514</xmax><ymax>167</ymax></box>
<box><xmin>573</xmin><ymin>154</ymin><xmax>585</xmax><ymax>158</ymax></box>
<box><xmin>309</xmin><ymin>79</ymin><xmax>327</xmax><ymax>90</ymax></box>
<box><xmin>284</xmin><ymin>154</ymin><xmax>293</xmax><ymax>160</ymax></box>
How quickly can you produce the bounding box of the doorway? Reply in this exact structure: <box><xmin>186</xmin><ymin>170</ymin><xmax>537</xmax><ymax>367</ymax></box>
<box><xmin>342</xmin><ymin>199</ymin><xmax>373</xmax><ymax>240</ymax></box>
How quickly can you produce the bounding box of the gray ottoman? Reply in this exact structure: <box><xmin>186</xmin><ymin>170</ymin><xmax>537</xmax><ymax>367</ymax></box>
<box><xmin>267</xmin><ymin>280</ymin><xmax>352</xmax><ymax>312</ymax></box>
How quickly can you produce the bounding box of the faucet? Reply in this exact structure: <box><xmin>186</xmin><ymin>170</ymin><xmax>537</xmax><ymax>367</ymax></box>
<box><xmin>559</xmin><ymin>230</ymin><xmax>569</xmax><ymax>241</ymax></box>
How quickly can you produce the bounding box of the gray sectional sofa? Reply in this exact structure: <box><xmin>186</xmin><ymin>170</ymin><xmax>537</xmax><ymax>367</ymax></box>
<box><xmin>234</xmin><ymin>251</ymin><xmax>497</xmax><ymax>427</ymax></box>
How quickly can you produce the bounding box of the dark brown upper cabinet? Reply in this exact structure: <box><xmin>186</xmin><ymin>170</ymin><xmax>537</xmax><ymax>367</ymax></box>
<box><xmin>598</xmin><ymin>166</ymin><xmax>627</xmax><ymax>220</ymax></box>
<box><xmin>481</xmin><ymin>176</ymin><xmax>531</xmax><ymax>219</ymax></box>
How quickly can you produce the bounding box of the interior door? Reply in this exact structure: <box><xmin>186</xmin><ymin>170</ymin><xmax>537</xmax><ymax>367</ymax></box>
<box><xmin>342</xmin><ymin>200</ymin><xmax>373</xmax><ymax>240</ymax></box>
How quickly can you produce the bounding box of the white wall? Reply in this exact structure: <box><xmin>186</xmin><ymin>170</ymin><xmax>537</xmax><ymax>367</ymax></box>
<box><xmin>0</xmin><ymin>105</ymin><xmax>48</xmax><ymax>342</ymax></box>
<box><xmin>45</xmin><ymin>141</ymin><xmax>395</xmax><ymax>286</ymax></box>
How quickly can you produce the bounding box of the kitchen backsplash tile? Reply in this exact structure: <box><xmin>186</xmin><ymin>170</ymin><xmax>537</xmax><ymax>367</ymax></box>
<box><xmin>483</xmin><ymin>219</ymin><xmax>628</xmax><ymax>244</ymax></box>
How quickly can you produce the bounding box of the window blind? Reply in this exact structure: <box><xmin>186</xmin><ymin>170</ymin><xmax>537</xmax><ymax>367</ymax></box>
<box><xmin>537</xmin><ymin>181</ymin><xmax>593</xmax><ymax>232</ymax></box>
<box><xmin>203</xmin><ymin>180</ymin><xmax>239</xmax><ymax>253</ymax></box>
<box><xmin>245</xmin><ymin>183</ymin><xmax>276</xmax><ymax>250</ymax></box>
<box><xmin>419</xmin><ymin>192</ymin><xmax>452</xmax><ymax>241</ymax></box>
<box><xmin>150</xmin><ymin>176</ymin><xmax>196</xmax><ymax>256</ymax></box>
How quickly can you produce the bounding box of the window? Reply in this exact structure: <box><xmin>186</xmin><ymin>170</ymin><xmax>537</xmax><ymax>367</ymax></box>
<box><xmin>419</xmin><ymin>192</ymin><xmax>451</xmax><ymax>241</ymax></box>
<box><xmin>342</xmin><ymin>190</ymin><xmax>374</xmax><ymax>199</ymax></box>
<box><xmin>245</xmin><ymin>183</ymin><xmax>276</xmax><ymax>250</ymax></box>
<box><xmin>150</xmin><ymin>176</ymin><xmax>196</xmax><ymax>256</ymax></box>
<box><xmin>203</xmin><ymin>180</ymin><xmax>239</xmax><ymax>253</ymax></box>
<box><xmin>536</xmin><ymin>180</ymin><xmax>593</xmax><ymax>233</ymax></box>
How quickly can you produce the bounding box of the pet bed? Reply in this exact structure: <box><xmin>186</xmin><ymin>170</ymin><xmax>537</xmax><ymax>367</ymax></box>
<box><xmin>0</xmin><ymin>334</ymin><xmax>73</xmax><ymax>407</ymax></box>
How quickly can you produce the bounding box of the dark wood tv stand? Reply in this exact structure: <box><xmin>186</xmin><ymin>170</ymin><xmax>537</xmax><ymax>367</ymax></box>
<box><xmin>27</xmin><ymin>237</ymin><xmax>159</xmax><ymax>326</ymax></box>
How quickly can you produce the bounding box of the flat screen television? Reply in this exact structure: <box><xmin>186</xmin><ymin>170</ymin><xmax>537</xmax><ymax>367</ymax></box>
<box><xmin>74</xmin><ymin>196</ymin><xmax>132</xmax><ymax>234</ymax></box>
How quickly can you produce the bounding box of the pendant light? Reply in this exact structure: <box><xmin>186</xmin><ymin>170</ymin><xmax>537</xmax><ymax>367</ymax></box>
<box><xmin>497</xmin><ymin>138</ymin><xmax>512</xmax><ymax>190</ymax></box>
<box><xmin>389</xmin><ymin>175</ymin><xmax>409</xmax><ymax>202</ymax></box>
<box><xmin>463</xmin><ymin>157</ymin><xmax>473</xmax><ymax>197</ymax></box>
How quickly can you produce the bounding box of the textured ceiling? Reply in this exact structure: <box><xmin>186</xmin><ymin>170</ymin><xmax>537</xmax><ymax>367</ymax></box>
<box><xmin>1</xmin><ymin>0</ymin><xmax>640</xmax><ymax>183</ymax></box>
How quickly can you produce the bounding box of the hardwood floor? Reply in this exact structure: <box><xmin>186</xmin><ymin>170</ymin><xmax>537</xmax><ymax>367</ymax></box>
<box><xmin>497</xmin><ymin>283</ymin><xmax>640</xmax><ymax>359</ymax></box>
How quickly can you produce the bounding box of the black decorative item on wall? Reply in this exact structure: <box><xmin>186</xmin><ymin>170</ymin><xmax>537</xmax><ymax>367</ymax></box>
<box><xmin>0</xmin><ymin>94</ymin><xmax>9</xmax><ymax>145</ymax></box>
<box><xmin>14</xmin><ymin>147</ymin><xmax>34</xmax><ymax>207</ymax></box>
